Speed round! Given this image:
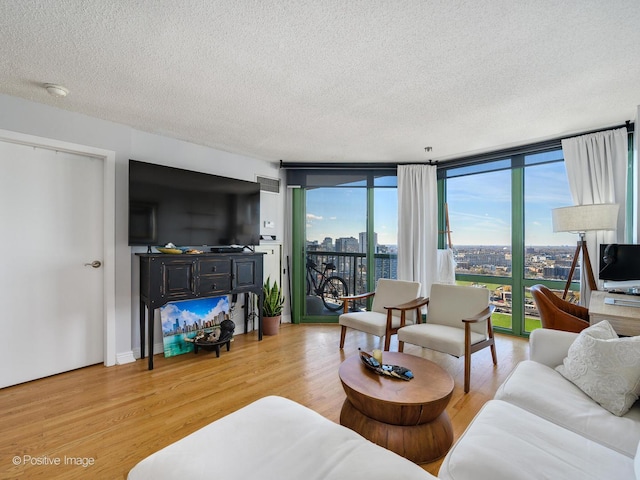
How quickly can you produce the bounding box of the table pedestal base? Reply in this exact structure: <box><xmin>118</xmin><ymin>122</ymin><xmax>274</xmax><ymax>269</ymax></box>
<box><xmin>340</xmin><ymin>399</ymin><xmax>453</xmax><ymax>464</ymax></box>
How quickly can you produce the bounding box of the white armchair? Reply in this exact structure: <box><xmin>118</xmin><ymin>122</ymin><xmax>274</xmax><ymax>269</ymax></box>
<box><xmin>339</xmin><ymin>279</ymin><xmax>428</xmax><ymax>351</ymax></box>
<box><xmin>398</xmin><ymin>283</ymin><xmax>496</xmax><ymax>393</ymax></box>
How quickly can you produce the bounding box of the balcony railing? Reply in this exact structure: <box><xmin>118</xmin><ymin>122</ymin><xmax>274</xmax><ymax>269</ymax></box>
<box><xmin>305</xmin><ymin>250</ymin><xmax>397</xmax><ymax>312</ymax></box>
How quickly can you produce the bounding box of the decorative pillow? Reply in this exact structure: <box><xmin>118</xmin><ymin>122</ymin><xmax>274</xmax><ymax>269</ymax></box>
<box><xmin>556</xmin><ymin>320</ymin><xmax>640</xmax><ymax>416</ymax></box>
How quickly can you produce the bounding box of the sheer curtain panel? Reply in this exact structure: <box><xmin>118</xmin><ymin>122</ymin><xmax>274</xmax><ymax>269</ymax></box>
<box><xmin>397</xmin><ymin>165</ymin><xmax>438</xmax><ymax>297</ymax></box>
<box><xmin>561</xmin><ymin>127</ymin><xmax>627</xmax><ymax>301</ymax></box>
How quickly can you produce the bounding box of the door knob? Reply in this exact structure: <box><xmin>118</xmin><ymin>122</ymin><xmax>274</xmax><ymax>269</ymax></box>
<box><xmin>84</xmin><ymin>260</ymin><xmax>102</xmax><ymax>268</ymax></box>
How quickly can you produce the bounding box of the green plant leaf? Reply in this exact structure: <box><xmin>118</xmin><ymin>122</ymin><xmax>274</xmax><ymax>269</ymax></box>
<box><xmin>263</xmin><ymin>276</ymin><xmax>285</xmax><ymax>317</ymax></box>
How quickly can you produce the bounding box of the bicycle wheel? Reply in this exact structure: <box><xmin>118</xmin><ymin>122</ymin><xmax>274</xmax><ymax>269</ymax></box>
<box><xmin>321</xmin><ymin>276</ymin><xmax>348</xmax><ymax>311</ymax></box>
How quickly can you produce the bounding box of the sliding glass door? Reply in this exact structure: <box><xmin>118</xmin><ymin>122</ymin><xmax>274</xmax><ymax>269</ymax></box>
<box><xmin>291</xmin><ymin>171</ymin><xmax>397</xmax><ymax>322</ymax></box>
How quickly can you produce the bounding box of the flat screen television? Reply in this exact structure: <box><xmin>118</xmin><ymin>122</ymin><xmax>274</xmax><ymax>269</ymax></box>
<box><xmin>599</xmin><ymin>244</ymin><xmax>640</xmax><ymax>282</ymax></box>
<box><xmin>128</xmin><ymin>160</ymin><xmax>260</xmax><ymax>247</ymax></box>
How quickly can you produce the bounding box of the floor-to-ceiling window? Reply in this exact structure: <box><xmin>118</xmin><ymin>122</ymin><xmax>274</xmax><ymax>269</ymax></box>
<box><xmin>444</xmin><ymin>161</ymin><xmax>514</xmax><ymax>330</ymax></box>
<box><xmin>288</xmin><ymin>169</ymin><xmax>397</xmax><ymax>322</ymax></box>
<box><xmin>522</xmin><ymin>151</ymin><xmax>576</xmax><ymax>332</ymax></box>
<box><xmin>286</xmin><ymin>128</ymin><xmax>633</xmax><ymax>329</ymax></box>
<box><xmin>442</xmin><ymin>148</ymin><xmax>578</xmax><ymax>335</ymax></box>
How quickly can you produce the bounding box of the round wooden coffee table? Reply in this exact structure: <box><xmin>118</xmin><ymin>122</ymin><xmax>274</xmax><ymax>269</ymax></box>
<box><xmin>339</xmin><ymin>352</ymin><xmax>454</xmax><ymax>464</ymax></box>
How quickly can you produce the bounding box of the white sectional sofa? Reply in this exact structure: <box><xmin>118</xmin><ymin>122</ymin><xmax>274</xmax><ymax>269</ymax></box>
<box><xmin>439</xmin><ymin>327</ymin><xmax>640</xmax><ymax>480</ymax></box>
<box><xmin>129</xmin><ymin>324</ymin><xmax>640</xmax><ymax>480</ymax></box>
<box><xmin>128</xmin><ymin>395</ymin><xmax>437</xmax><ymax>480</ymax></box>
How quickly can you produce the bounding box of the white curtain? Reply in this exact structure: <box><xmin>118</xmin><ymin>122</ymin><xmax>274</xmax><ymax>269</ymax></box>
<box><xmin>397</xmin><ymin>164</ymin><xmax>438</xmax><ymax>297</ymax></box>
<box><xmin>562</xmin><ymin>127</ymin><xmax>627</xmax><ymax>303</ymax></box>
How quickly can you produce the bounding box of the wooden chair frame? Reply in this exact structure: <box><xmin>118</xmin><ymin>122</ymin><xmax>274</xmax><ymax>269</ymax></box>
<box><xmin>398</xmin><ymin>297</ymin><xmax>496</xmax><ymax>393</ymax></box>
<box><xmin>339</xmin><ymin>292</ymin><xmax>429</xmax><ymax>351</ymax></box>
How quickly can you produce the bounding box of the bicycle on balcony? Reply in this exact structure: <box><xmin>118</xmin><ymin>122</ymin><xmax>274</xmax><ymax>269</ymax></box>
<box><xmin>305</xmin><ymin>257</ymin><xmax>349</xmax><ymax>312</ymax></box>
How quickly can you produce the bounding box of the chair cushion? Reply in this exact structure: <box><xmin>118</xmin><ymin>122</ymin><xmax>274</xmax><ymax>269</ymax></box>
<box><xmin>398</xmin><ymin>323</ymin><xmax>486</xmax><ymax>357</ymax></box>
<box><xmin>427</xmin><ymin>284</ymin><xmax>490</xmax><ymax>336</ymax></box>
<box><xmin>340</xmin><ymin>311</ymin><xmax>415</xmax><ymax>338</ymax></box>
<box><xmin>370</xmin><ymin>279</ymin><xmax>421</xmax><ymax>316</ymax></box>
<box><xmin>495</xmin><ymin>360</ymin><xmax>640</xmax><ymax>457</ymax></box>
<box><xmin>128</xmin><ymin>396</ymin><xmax>435</xmax><ymax>480</ymax></box>
<box><xmin>555</xmin><ymin>320</ymin><xmax>640</xmax><ymax>416</ymax></box>
<box><xmin>438</xmin><ymin>400</ymin><xmax>635</xmax><ymax>480</ymax></box>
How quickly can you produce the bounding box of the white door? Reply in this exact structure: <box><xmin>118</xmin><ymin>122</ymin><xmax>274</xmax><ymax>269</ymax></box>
<box><xmin>0</xmin><ymin>141</ymin><xmax>104</xmax><ymax>388</ymax></box>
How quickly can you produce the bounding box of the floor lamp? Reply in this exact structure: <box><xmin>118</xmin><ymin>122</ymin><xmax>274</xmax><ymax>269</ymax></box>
<box><xmin>552</xmin><ymin>203</ymin><xmax>619</xmax><ymax>301</ymax></box>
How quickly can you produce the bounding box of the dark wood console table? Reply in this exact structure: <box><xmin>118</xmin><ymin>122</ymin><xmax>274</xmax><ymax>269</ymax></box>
<box><xmin>137</xmin><ymin>252</ymin><xmax>264</xmax><ymax>370</ymax></box>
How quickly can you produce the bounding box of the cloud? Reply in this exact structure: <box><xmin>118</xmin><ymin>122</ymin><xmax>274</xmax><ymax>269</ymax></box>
<box><xmin>307</xmin><ymin>213</ymin><xmax>323</xmax><ymax>220</ymax></box>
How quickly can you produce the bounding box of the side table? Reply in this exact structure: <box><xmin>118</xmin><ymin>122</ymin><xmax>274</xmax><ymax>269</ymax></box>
<box><xmin>338</xmin><ymin>352</ymin><xmax>454</xmax><ymax>463</ymax></box>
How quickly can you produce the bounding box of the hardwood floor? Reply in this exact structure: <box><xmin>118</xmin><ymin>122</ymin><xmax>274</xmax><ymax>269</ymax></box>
<box><xmin>0</xmin><ymin>324</ymin><xmax>528</xmax><ymax>479</ymax></box>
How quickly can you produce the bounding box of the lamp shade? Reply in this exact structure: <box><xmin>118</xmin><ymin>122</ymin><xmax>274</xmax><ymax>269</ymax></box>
<box><xmin>552</xmin><ymin>203</ymin><xmax>619</xmax><ymax>233</ymax></box>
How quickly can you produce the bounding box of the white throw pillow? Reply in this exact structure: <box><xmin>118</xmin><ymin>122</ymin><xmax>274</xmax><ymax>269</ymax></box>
<box><xmin>556</xmin><ymin>320</ymin><xmax>640</xmax><ymax>416</ymax></box>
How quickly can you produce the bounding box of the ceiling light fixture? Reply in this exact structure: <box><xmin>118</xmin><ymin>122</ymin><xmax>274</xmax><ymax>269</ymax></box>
<box><xmin>44</xmin><ymin>83</ymin><xmax>69</xmax><ymax>98</ymax></box>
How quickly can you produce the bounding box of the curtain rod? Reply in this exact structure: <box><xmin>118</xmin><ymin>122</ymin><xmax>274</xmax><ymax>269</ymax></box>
<box><xmin>437</xmin><ymin>121</ymin><xmax>633</xmax><ymax>171</ymax></box>
<box><xmin>280</xmin><ymin>121</ymin><xmax>634</xmax><ymax>170</ymax></box>
<box><xmin>279</xmin><ymin>160</ymin><xmax>399</xmax><ymax>170</ymax></box>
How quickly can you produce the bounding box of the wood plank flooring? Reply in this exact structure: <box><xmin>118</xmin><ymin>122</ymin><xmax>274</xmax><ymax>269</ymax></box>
<box><xmin>0</xmin><ymin>324</ymin><xmax>528</xmax><ymax>479</ymax></box>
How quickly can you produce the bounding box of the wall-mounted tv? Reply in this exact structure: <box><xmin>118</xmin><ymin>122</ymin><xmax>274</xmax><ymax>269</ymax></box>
<box><xmin>128</xmin><ymin>160</ymin><xmax>260</xmax><ymax>247</ymax></box>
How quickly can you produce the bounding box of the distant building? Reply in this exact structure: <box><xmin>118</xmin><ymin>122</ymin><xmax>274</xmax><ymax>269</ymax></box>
<box><xmin>336</xmin><ymin>237</ymin><xmax>359</xmax><ymax>253</ymax></box>
<box><xmin>358</xmin><ymin>232</ymin><xmax>378</xmax><ymax>253</ymax></box>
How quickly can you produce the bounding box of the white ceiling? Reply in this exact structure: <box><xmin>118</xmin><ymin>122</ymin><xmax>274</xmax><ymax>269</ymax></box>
<box><xmin>1</xmin><ymin>0</ymin><xmax>639</xmax><ymax>164</ymax></box>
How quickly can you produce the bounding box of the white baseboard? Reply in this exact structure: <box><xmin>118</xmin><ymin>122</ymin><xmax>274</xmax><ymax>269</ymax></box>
<box><xmin>131</xmin><ymin>342</ymin><xmax>165</xmax><ymax>360</ymax></box>
<box><xmin>116</xmin><ymin>350</ymin><xmax>136</xmax><ymax>364</ymax></box>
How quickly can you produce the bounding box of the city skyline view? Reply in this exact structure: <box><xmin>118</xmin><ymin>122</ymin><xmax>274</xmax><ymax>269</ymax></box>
<box><xmin>306</xmin><ymin>161</ymin><xmax>577</xmax><ymax>247</ymax></box>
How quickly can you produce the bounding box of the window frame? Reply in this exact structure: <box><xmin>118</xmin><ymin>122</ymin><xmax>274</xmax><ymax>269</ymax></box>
<box><xmin>438</xmin><ymin>132</ymin><xmax>634</xmax><ymax>337</ymax></box>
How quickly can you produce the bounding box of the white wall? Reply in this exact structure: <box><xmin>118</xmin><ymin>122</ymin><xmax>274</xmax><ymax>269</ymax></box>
<box><xmin>0</xmin><ymin>94</ymin><xmax>285</xmax><ymax>362</ymax></box>
<box><xmin>635</xmin><ymin>106</ymin><xmax>639</xmax><ymax>243</ymax></box>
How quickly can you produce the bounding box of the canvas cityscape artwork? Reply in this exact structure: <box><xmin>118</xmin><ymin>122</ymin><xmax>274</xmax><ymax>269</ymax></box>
<box><xmin>160</xmin><ymin>296</ymin><xmax>230</xmax><ymax>357</ymax></box>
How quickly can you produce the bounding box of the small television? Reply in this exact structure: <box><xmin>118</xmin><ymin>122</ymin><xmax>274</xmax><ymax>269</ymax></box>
<box><xmin>128</xmin><ymin>160</ymin><xmax>260</xmax><ymax>247</ymax></box>
<box><xmin>599</xmin><ymin>244</ymin><xmax>640</xmax><ymax>286</ymax></box>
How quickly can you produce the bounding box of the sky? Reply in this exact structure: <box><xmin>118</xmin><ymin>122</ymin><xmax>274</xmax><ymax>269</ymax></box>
<box><xmin>305</xmin><ymin>160</ymin><xmax>577</xmax><ymax>247</ymax></box>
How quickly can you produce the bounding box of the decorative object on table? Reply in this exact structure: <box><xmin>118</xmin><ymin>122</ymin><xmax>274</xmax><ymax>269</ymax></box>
<box><xmin>189</xmin><ymin>319</ymin><xmax>235</xmax><ymax>357</ymax></box>
<box><xmin>262</xmin><ymin>276</ymin><xmax>285</xmax><ymax>335</ymax></box>
<box><xmin>372</xmin><ymin>349</ymin><xmax>383</xmax><ymax>365</ymax></box>
<box><xmin>551</xmin><ymin>203</ymin><xmax>619</xmax><ymax>300</ymax></box>
<box><xmin>160</xmin><ymin>296</ymin><xmax>230</xmax><ymax>357</ymax></box>
<box><xmin>156</xmin><ymin>242</ymin><xmax>184</xmax><ymax>254</ymax></box>
<box><xmin>359</xmin><ymin>350</ymin><xmax>414</xmax><ymax>381</ymax></box>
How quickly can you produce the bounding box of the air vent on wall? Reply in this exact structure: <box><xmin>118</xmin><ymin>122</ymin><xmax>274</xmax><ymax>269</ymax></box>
<box><xmin>256</xmin><ymin>176</ymin><xmax>280</xmax><ymax>193</ymax></box>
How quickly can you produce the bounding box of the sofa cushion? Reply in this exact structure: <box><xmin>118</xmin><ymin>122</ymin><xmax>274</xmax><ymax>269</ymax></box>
<box><xmin>495</xmin><ymin>359</ymin><xmax>640</xmax><ymax>457</ymax></box>
<box><xmin>128</xmin><ymin>396</ymin><xmax>435</xmax><ymax>480</ymax></box>
<box><xmin>636</xmin><ymin>440</ymin><xmax>640</xmax><ymax>480</ymax></box>
<box><xmin>555</xmin><ymin>320</ymin><xmax>640</xmax><ymax>416</ymax></box>
<box><xmin>438</xmin><ymin>400</ymin><xmax>635</xmax><ymax>480</ymax></box>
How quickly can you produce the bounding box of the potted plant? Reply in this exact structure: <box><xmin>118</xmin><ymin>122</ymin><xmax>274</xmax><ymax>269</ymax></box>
<box><xmin>262</xmin><ymin>276</ymin><xmax>285</xmax><ymax>335</ymax></box>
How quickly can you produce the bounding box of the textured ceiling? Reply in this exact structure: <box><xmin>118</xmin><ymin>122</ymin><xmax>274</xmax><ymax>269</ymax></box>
<box><xmin>1</xmin><ymin>0</ymin><xmax>639</xmax><ymax>163</ymax></box>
